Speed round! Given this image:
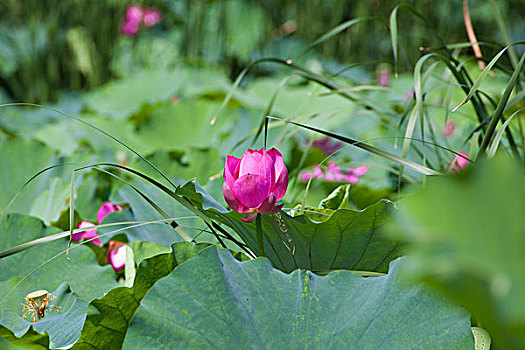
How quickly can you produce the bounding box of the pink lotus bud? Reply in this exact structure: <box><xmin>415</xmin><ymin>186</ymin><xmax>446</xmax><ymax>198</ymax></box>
<box><xmin>125</xmin><ymin>5</ymin><xmax>143</xmax><ymax>23</ymax></box>
<box><xmin>97</xmin><ymin>202</ymin><xmax>122</xmax><ymax>224</ymax></box>
<box><xmin>377</xmin><ymin>69</ymin><xmax>391</xmax><ymax>87</ymax></box>
<box><xmin>447</xmin><ymin>152</ymin><xmax>470</xmax><ymax>174</ymax></box>
<box><xmin>107</xmin><ymin>241</ymin><xmax>126</xmax><ymax>272</ymax></box>
<box><xmin>223</xmin><ymin>148</ymin><xmax>288</xmax><ymax>223</ymax></box>
<box><xmin>121</xmin><ymin>20</ymin><xmax>140</xmax><ymax>36</ymax></box>
<box><xmin>73</xmin><ymin>221</ymin><xmax>102</xmax><ymax>246</ymax></box>
<box><xmin>142</xmin><ymin>8</ymin><xmax>163</xmax><ymax>27</ymax></box>
<box><xmin>442</xmin><ymin>121</ymin><xmax>455</xmax><ymax>137</ymax></box>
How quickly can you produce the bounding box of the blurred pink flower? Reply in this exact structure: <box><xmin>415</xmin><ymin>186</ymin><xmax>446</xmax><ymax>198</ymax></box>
<box><xmin>442</xmin><ymin>121</ymin><xmax>455</xmax><ymax>137</ymax></box>
<box><xmin>121</xmin><ymin>20</ymin><xmax>140</xmax><ymax>36</ymax></box>
<box><xmin>300</xmin><ymin>162</ymin><xmax>368</xmax><ymax>184</ymax></box>
<box><xmin>223</xmin><ymin>148</ymin><xmax>288</xmax><ymax>223</ymax></box>
<box><xmin>121</xmin><ymin>5</ymin><xmax>143</xmax><ymax>36</ymax></box>
<box><xmin>377</xmin><ymin>69</ymin><xmax>390</xmax><ymax>87</ymax></box>
<box><xmin>73</xmin><ymin>221</ymin><xmax>102</xmax><ymax>246</ymax></box>
<box><xmin>143</xmin><ymin>9</ymin><xmax>163</xmax><ymax>27</ymax></box>
<box><xmin>72</xmin><ymin>202</ymin><xmax>122</xmax><ymax>246</ymax></box>
<box><xmin>125</xmin><ymin>5</ymin><xmax>143</xmax><ymax>23</ymax></box>
<box><xmin>97</xmin><ymin>202</ymin><xmax>123</xmax><ymax>225</ymax></box>
<box><xmin>306</xmin><ymin>137</ymin><xmax>343</xmax><ymax>155</ymax></box>
<box><xmin>299</xmin><ymin>165</ymin><xmax>323</xmax><ymax>182</ymax></box>
<box><xmin>121</xmin><ymin>5</ymin><xmax>162</xmax><ymax>36</ymax></box>
<box><xmin>447</xmin><ymin>152</ymin><xmax>470</xmax><ymax>173</ymax></box>
<box><xmin>346</xmin><ymin>165</ymin><xmax>369</xmax><ymax>184</ymax></box>
<box><xmin>324</xmin><ymin>162</ymin><xmax>345</xmax><ymax>182</ymax></box>
<box><xmin>107</xmin><ymin>241</ymin><xmax>126</xmax><ymax>272</ymax></box>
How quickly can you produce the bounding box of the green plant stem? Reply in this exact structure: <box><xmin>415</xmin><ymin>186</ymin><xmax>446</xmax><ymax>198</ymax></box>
<box><xmin>478</xmin><ymin>51</ymin><xmax>525</xmax><ymax>159</ymax></box>
<box><xmin>255</xmin><ymin>214</ymin><xmax>265</xmax><ymax>257</ymax></box>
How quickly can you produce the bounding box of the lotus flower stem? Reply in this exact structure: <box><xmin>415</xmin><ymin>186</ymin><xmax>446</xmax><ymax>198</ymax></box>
<box><xmin>255</xmin><ymin>214</ymin><xmax>265</xmax><ymax>257</ymax></box>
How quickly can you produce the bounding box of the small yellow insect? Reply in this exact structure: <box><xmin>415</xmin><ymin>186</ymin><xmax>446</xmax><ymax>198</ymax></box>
<box><xmin>21</xmin><ymin>290</ymin><xmax>60</xmax><ymax>322</ymax></box>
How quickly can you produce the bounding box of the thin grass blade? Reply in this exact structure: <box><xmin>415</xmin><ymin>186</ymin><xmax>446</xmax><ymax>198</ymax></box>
<box><xmin>267</xmin><ymin>116</ymin><xmax>440</xmax><ymax>175</ymax></box>
<box><xmin>478</xmin><ymin>50</ymin><xmax>525</xmax><ymax>158</ymax></box>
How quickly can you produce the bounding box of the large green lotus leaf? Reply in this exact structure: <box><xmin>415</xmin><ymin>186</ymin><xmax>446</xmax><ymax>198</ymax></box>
<box><xmin>0</xmin><ymin>215</ymin><xmax>119</xmax><ymax>348</ymax></box>
<box><xmin>29</xmin><ymin>177</ymin><xmax>70</xmax><ymax>225</ymax></box>
<box><xmin>0</xmin><ymin>283</ymin><xmax>89</xmax><ymax>349</ymax></box>
<box><xmin>72</xmin><ymin>242</ymin><xmax>212</xmax><ymax>350</ymax></box>
<box><xmin>132</xmin><ymin>99</ymin><xmax>228</xmax><ymax>151</ymax></box>
<box><xmin>123</xmin><ymin>247</ymin><xmax>474</xmax><ymax>349</ymax></box>
<box><xmin>129</xmin><ymin>148</ymin><xmax>222</xmax><ymax>186</ymax></box>
<box><xmin>388</xmin><ymin>156</ymin><xmax>525</xmax><ymax>349</ymax></box>
<box><xmin>83</xmin><ymin>67</ymin><xmax>236</xmax><ymax>121</ymax></box>
<box><xmin>83</xmin><ymin>70</ymin><xmax>180</xmax><ymax>120</ymax></box>
<box><xmin>0</xmin><ymin>137</ymin><xmax>55</xmax><ymax>214</ymax></box>
<box><xmin>177</xmin><ymin>181</ymin><xmax>401</xmax><ymax>273</ymax></box>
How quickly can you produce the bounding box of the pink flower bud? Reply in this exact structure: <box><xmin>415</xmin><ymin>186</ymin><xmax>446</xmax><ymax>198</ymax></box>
<box><xmin>97</xmin><ymin>202</ymin><xmax>122</xmax><ymax>224</ymax></box>
<box><xmin>447</xmin><ymin>152</ymin><xmax>470</xmax><ymax>174</ymax></box>
<box><xmin>142</xmin><ymin>9</ymin><xmax>163</xmax><ymax>27</ymax></box>
<box><xmin>73</xmin><ymin>220</ymin><xmax>102</xmax><ymax>246</ymax></box>
<box><xmin>223</xmin><ymin>148</ymin><xmax>288</xmax><ymax>223</ymax></box>
<box><xmin>442</xmin><ymin>121</ymin><xmax>455</xmax><ymax>138</ymax></box>
<box><xmin>121</xmin><ymin>20</ymin><xmax>140</xmax><ymax>36</ymax></box>
<box><xmin>125</xmin><ymin>5</ymin><xmax>143</xmax><ymax>23</ymax></box>
<box><xmin>377</xmin><ymin>69</ymin><xmax>390</xmax><ymax>87</ymax></box>
<box><xmin>72</xmin><ymin>202</ymin><xmax>121</xmax><ymax>246</ymax></box>
<box><xmin>107</xmin><ymin>241</ymin><xmax>126</xmax><ymax>272</ymax></box>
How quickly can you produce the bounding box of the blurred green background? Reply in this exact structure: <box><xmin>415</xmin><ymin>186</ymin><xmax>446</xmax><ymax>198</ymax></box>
<box><xmin>0</xmin><ymin>0</ymin><xmax>523</xmax><ymax>103</ymax></box>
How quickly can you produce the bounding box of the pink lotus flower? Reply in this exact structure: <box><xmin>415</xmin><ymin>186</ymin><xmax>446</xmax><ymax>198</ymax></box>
<box><xmin>107</xmin><ymin>241</ymin><xmax>127</xmax><ymax>272</ymax></box>
<box><xmin>73</xmin><ymin>221</ymin><xmax>102</xmax><ymax>246</ymax></box>
<box><xmin>300</xmin><ymin>161</ymin><xmax>368</xmax><ymax>184</ymax></box>
<box><xmin>223</xmin><ymin>148</ymin><xmax>288</xmax><ymax>223</ymax></box>
<box><xmin>442</xmin><ymin>121</ymin><xmax>455</xmax><ymax>137</ymax></box>
<box><xmin>121</xmin><ymin>20</ymin><xmax>140</xmax><ymax>36</ymax></box>
<box><xmin>125</xmin><ymin>5</ymin><xmax>143</xmax><ymax>23</ymax></box>
<box><xmin>121</xmin><ymin>5</ymin><xmax>143</xmax><ymax>36</ymax></box>
<box><xmin>121</xmin><ymin>5</ymin><xmax>162</xmax><ymax>36</ymax></box>
<box><xmin>447</xmin><ymin>152</ymin><xmax>470</xmax><ymax>174</ymax></box>
<box><xmin>72</xmin><ymin>202</ymin><xmax>122</xmax><ymax>246</ymax></box>
<box><xmin>377</xmin><ymin>69</ymin><xmax>391</xmax><ymax>87</ymax></box>
<box><xmin>143</xmin><ymin>9</ymin><xmax>163</xmax><ymax>27</ymax></box>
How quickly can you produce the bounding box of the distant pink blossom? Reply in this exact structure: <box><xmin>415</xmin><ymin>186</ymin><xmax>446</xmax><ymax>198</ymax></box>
<box><xmin>442</xmin><ymin>121</ymin><xmax>455</xmax><ymax>137</ymax></box>
<box><xmin>121</xmin><ymin>20</ymin><xmax>140</xmax><ymax>36</ymax></box>
<box><xmin>447</xmin><ymin>152</ymin><xmax>470</xmax><ymax>174</ymax></box>
<box><xmin>143</xmin><ymin>9</ymin><xmax>163</xmax><ymax>27</ymax></box>
<box><xmin>299</xmin><ymin>165</ymin><xmax>323</xmax><ymax>182</ymax></box>
<box><xmin>121</xmin><ymin>5</ymin><xmax>162</xmax><ymax>36</ymax></box>
<box><xmin>345</xmin><ymin>165</ymin><xmax>369</xmax><ymax>184</ymax></box>
<box><xmin>306</xmin><ymin>137</ymin><xmax>343</xmax><ymax>155</ymax></box>
<box><xmin>73</xmin><ymin>221</ymin><xmax>102</xmax><ymax>246</ymax></box>
<box><xmin>97</xmin><ymin>202</ymin><xmax>123</xmax><ymax>225</ymax></box>
<box><xmin>107</xmin><ymin>241</ymin><xmax>127</xmax><ymax>272</ymax></box>
<box><xmin>377</xmin><ymin>69</ymin><xmax>390</xmax><ymax>87</ymax></box>
<box><xmin>300</xmin><ymin>161</ymin><xmax>368</xmax><ymax>184</ymax></box>
<box><xmin>126</xmin><ymin>5</ymin><xmax>143</xmax><ymax>23</ymax></box>
<box><xmin>72</xmin><ymin>202</ymin><xmax>122</xmax><ymax>246</ymax></box>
